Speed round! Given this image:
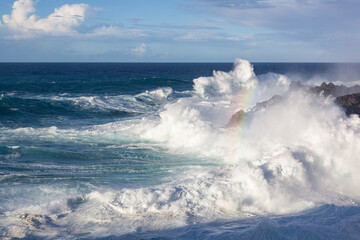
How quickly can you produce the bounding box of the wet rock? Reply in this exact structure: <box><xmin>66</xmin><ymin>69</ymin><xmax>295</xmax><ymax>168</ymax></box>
<box><xmin>227</xmin><ymin>82</ymin><xmax>360</xmax><ymax>127</ymax></box>
<box><xmin>336</xmin><ymin>93</ymin><xmax>360</xmax><ymax>116</ymax></box>
<box><xmin>227</xmin><ymin>95</ymin><xmax>282</xmax><ymax>127</ymax></box>
<box><xmin>251</xmin><ymin>95</ymin><xmax>283</xmax><ymax>112</ymax></box>
<box><xmin>289</xmin><ymin>81</ymin><xmax>360</xmax><ymax>97</ymax></box>
<box><xmin>312</xmin><ymin>82</ymin><xmax>360</xmax><ymax>97</ymax></box>
<box><xmin>227</xmin><ymin>109</ymin><xmax>247</xmax><ymax>127</ymax></box>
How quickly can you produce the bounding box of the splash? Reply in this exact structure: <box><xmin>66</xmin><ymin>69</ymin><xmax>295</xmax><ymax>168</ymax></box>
<box><xmin>193</xmin><ymin>59</ymin><xmax>257</xmax><ymax>99</ymax></box>
<box><xmin>2</xmin><ymin>59</ymin><xmax>360</xmax><ymax>239</ymax></box>
<box><xmin>141</xmin><ymin>58</ymin><xmax>360</xmax><ymax>213</ymax></box>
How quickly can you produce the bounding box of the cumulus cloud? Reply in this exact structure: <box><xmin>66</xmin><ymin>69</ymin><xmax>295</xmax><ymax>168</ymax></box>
<box><xmin>1</xmin><ymin>0</ymin><xmax>97</xmax><ymax>39</ymax></box>
<box><xmin>0</xmin><ymin>0</ymin><xmax>147</xmax><ymax>40</ymax></box>
<box><xmin>131</xmin><ymin>43</ymin><xmax>147</xmax><ymax>57</ymax></box>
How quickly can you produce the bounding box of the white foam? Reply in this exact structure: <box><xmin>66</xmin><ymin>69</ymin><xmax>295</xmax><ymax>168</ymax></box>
<box><xmin>9</xmin><ymin>87</ymin><xmax>173</xmax><ymax>114</ymax></box>
<box><xmin>136</xmin><ymin>87</ymin><xmax>173</xmax><ymax>100</ymax></box>
<box><xmin>2</xmin><ymin>59</ymin><xmax>360</xmax><ymax>238</ymax></box>
<box><xmin>138</xmin><ymin>59</ymin><xmax>360</xmax><ymax>216</ymax></box>
<box><xmin>193</xmin><ymin>58</ymin><xmax>258</xmax><ymax>98</ymax></box>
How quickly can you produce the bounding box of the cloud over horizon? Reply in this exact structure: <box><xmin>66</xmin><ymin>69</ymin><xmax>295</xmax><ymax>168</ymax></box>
<box><xmin>131</xmin><ymin>43</ymin><xmax>147</xmax><ymax>57</ymax></box>
<box><xmin>193</xmin><ymin>0</ymin><xmax>360</xmax><ymax>32</ymax></box>
<box><xmin>0</xmin><ymin>0</ymin><xmax>147</xmax><ymax>40</ymax></box>
<box><xmin>0</xmin><ymin>0</ymin><xmax>96</xmax><ymax>39</ymax></box>
<box><xmin>0</xmin><ymin>0</ymin><xmax>359</xmax><ymax>62</ymax></box>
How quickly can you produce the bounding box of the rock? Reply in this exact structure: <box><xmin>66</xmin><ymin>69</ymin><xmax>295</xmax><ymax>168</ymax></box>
<box><xmin>227</xmin><ymin>95</ymin><xmax>283</xmax><ymax>127</ymax></box>
<box><xmin>289</xmin><ymin>81</ymin><xmax>360</xmax><ymax>97</ymax></box>
<box><xmin>336</xmin><ymin>92</ymin><xmax>360</xmax><ymax>116</ymax></box>
<box><xmin>227</xmin><ymin>109</ymin><xmax>247</xmax><ymax>127</ymax></box>
<box><xmin>312</xmin><ymin>82</ymin><xmax>360</xmax><ymax>97</ymax></box>
<box><xmin>251</xmin><ymin>95</ymin><xmax>283</xmax><ymax>112</ymax></box>
<box><xmin>227</xmin><ymin>82</ymin><xmax>360</xmax><ymax>127</ymax></box>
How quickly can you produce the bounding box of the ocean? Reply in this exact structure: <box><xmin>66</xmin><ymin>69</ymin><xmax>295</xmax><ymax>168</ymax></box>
<box><xmin>1</xmin><ymin>60</ymin><xmax>360</xmax><ymax>239</ymax></box>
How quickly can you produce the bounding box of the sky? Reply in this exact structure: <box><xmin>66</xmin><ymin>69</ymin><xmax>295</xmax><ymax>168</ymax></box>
<box><xmin>0</xmin><ymin>0</ymin><xmax>359</xmax><ymax>62</ymax></box>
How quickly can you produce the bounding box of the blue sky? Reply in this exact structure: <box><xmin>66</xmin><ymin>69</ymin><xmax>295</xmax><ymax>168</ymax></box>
<box><xmin>0</xmin><ymin>0</ymin><xmax>359</xmax><ymax>62</ymax></box>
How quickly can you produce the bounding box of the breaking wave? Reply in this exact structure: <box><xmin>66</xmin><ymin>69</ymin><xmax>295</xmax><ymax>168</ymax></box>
<box><xmin>1</xmin><ymin>59</ymin><xmax>360</xmax><ymax>239</ymax></box>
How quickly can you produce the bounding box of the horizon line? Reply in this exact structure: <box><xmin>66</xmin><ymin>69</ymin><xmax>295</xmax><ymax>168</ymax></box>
<box><xmin>1</xmin><ymin>61</ymin><xmax>360</xmax><ymax>64</ymax></box>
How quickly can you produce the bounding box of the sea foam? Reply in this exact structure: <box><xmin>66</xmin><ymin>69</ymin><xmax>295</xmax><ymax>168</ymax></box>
<box><xmin>2</xmin><ymin>59</ymin><xmax>360</xmax><ymax>239</ymax></box>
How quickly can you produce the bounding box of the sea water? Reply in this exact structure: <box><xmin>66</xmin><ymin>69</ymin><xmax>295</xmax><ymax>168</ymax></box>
<box><xmin>1</xmin><ymin>60</ymin><xmax>360</xmax><ymax>239</ymax></box>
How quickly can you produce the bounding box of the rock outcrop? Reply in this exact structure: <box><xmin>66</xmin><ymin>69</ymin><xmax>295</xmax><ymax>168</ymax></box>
<box><xmin>227</xmin><ymin>109</ymin><xmax>247</xmax><ymax>127</ymax></box>
<box><xmin>228</xmin><ymin>82</ymin><xmax>360</xmax><ymax>127</ymax></box>
<box><xmin>312</xmin><ymin>82</ymin><xmax>360</xmax><ymax>97</ymax></box>
<box><xmin>336</xmin><ymin>93</ymin><xmax>360</xmax><ymax>116</ymax></box>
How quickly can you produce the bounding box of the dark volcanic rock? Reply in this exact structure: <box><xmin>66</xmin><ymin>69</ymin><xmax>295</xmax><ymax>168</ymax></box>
<box><xmin>228</xmin><ymin>95</ymin><xmax>283</xmax><ymax>127</ymax></box>
<box><xmin>289</xmin><ymin>81</ymin><xmax>360</xmax><ymax>97</ymax></box>
<box><xmin>227</xmin><ymin>109</ymin><xmax>247</xmax><ymax>127</ymax></box>
<box><xmin>312</xmin><ymin>82</ymin><xmax>360</xmax><ymax>97</ymax></box>
<box><xmin>336</xmin><ymin>93</ymin><xmax>360</xmax><ymax>116</ymax></box>
<box><xmin>227</xmin><ymin>82</ymin><xmax>360</xmax><ymax>127</ymax></box>
<box><xmin>251</xmin><ymin>95</ymin><xmax>283</xmax><ymax>112</ymax></box>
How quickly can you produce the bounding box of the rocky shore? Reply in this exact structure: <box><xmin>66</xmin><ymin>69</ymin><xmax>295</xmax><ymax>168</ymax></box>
<box><xmin>228</xmin><ymin>82</ymin><xmax>360</xmax><ymax>127</ymax></box>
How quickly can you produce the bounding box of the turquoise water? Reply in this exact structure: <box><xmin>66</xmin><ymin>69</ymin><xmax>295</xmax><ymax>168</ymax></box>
<box><xmin>1</xmin><ymin>61</ymin><xmax>360</xmax><ymax>239</ymax></box>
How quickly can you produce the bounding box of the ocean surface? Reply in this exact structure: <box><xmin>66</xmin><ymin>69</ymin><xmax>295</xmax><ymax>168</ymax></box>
<box><xmin>1</xmin><ymin>60</ymin><xmax>360</xmax><ymax>239</ymax></box>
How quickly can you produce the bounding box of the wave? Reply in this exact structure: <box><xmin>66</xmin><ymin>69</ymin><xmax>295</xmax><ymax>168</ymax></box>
<box><xmin>0</xmin><ymin>87</ymin><xmax>173</xmax><ymax>128</ymax></box>
<box><xmin>1</xmin><ymin>59</ymin><xmax>360</xmax><ymax>238</ymax></box>
<box><xmin>106</xmin><ymin>59</ymin><xmax>360</xmax><ymax>233</ymax></box>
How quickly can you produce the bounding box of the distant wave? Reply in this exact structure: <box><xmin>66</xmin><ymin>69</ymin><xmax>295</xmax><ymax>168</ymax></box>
<box><xmin>0</xmin><ymin>87</ymin><xmax>173</xmax><ymax>128</ymax></box>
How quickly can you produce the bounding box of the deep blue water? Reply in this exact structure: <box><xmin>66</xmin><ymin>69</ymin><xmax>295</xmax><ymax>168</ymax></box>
<box><xmin>0</xmin><ymin>61</ymin><xmax>360</xmax><ymax>239</ymax></box>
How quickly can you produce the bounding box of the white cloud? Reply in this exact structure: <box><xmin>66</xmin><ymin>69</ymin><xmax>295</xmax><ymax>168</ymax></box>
<box><xmin>1</xmin><ymin>0</ymin><xmax>95</xmax><ymax>39</ymax></box>
<box><xmin>188</xmin><ymin>0</ymin><xmax>360</xmax><ymax>55</ymax></box>
<box><xmin>131</xmin><ymin>43</ymin><xmax>147</xmax><ymax>57</ymax></box>
<box><xmin>87</xmin><ymin>26</ymin><xmax>146</xmax><ymax>39</ymax></box>
<box><xmin>194</xmin><ymin>0</ymin><xmax>360</xmax><ymax>33</ymax></box>
<box><xmin>0</xmin><ymin>0</ymin><xmax>149</xmax><ymax>40</ymax></box>
<box><xmin>177</xmin><ymin>30</ymin><xmax>252</xmax><ymax>41</ymax></box>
